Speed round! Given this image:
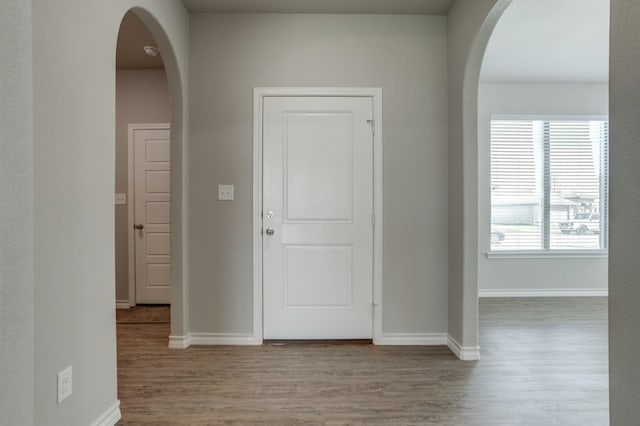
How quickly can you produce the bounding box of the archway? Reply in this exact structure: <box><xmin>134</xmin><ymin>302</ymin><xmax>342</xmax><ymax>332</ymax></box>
<box><xmin>113</xmin><ymin>5</ymin><xmax>188</xmax><ymax>346</ymax></box>
<box><xmin>469</xmin><ymin>0</ymin><xmax>610</xmax><ymax>356</ymax></box>
<box><xmin>477</xmin><ymin>1</ymin><xmax>610</xmax><ymax>295</ymax></box>
<box><xmin>447</xmin><ymin>0</ymin><xmax>514</xmax><ymax>360</ymax></box>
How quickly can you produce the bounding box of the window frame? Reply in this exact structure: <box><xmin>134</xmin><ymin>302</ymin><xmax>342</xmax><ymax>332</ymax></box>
<box><xmin>488</xmin><ymin>114</ymin><xmax>609</xmax><ymax>257</ymax></box>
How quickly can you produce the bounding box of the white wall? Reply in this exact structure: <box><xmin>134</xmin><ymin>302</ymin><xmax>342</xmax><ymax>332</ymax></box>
<box><xmin>609</xmin><ymin>0</ymin><xmax>640</xmax><ymax>423</ymax></box>
<box><xmin>478</xmin><ymin>83</ymin><xmax>609</xmax><ymax>295</ymax></box>
<box><xmin>31</xmin><ymin>1</ymin><xmax>189</xmax><ymax>424</ymax></box>
<box><xmin>188</xmin><ymin>14</ymin><xmax>449</xmax><ymax>336</ymax></box>
<box><xmin>480</xmin><ymin>0</ymin><xmax>610</xmax><ymax>84</ymax></box>
<box><xmin>115</xmin><ymin>70</ymin><xmax>171</xmax><ymax>303</ymax></box>
<box><xmin>0</xmin><ymin>1</ymin><xmax>34</xmax><ymax>424</ymax></box>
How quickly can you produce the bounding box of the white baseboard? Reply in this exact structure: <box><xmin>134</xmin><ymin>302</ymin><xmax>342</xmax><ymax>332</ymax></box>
<box><xmin>447</xmin><ymin>335</ymin><xmax>480</xmax><ymax>361</ymax></box>
<box><xmin>115</xmin><ymin>300</ymin><xmax>130</xmax><ymax>309</ymax></box>
<box><xmin>168</xmin><ymin>334</ymin><xmax>190</xmax><ymax>349</ymax></box>
<box><xmin>190</xmin><ymin>333</ymin><xmax>260</xmax><ymax>345</ymax></box>
<box><xmin>172</xmin><ymin>332</ymin><xmax>453</xmax><ymax>347</ymax></box>
<box><xmin>376</xmin><ymin>333</ymin><xmax>448</xmax><ymax>345</ymax></box>
<box><xmin>478</xmin><ymin>288</ymin><xmax>608</xmax><ymax>298</ymax></box>
<box><xmin>169</xmin><ymin>333</ymin><xmax>260</xmax><ymax>348</ymax></box>
<box><xmin>90</xmin><ymin>400</ymin><xmax>121</xmax><ymax>426</ymax></box>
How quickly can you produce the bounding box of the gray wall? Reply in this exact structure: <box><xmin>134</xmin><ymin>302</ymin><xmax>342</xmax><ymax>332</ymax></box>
<box><xmin>5</xmin><ymin>0</ymin><xmax>639</xmax><ymax>422</ymax></box>
<box><xmin>31</xmin><ymin>1</ymin><xmax>189</xmax><ymax>424</ymax></box>
<box><xmin>447</xmin><ymin>0</ymin><xmax>505</xmax><ymax>350</ymax></box>
<box><xmin>115</xmin><ymin>70</ymin><xmax>171</xmax><ymax>303</ymax></box>
<box><xmin>0</xmin><ymin>1</ymin><xmax>34</xmax><ymax>424</ymax></box>
<box><xmin>189</xmin><ymin>14</ymin><xmax>449</xmax><ymax>335</ymax></box>
<box><xmin>609</xmin><ymin>0</ymin><xmax>640</xmax><ymax>423</ymax></box>
<box><xmin>478</xmin><ymin>83</ymin><xmax>609</xmax><ymax>294</ymax></box>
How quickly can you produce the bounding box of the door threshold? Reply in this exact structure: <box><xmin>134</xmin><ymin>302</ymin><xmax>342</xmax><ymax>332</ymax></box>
<box><xmin>264</xmin><ymin>339</ymin><xmax>373</xmax><ymax>346</ymax></box>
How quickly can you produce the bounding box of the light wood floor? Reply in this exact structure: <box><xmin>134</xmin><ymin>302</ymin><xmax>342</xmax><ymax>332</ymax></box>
<box><xmin>116</xmin><ymin>298</ymin><xmax>609</xmax><ymax>425</ymax></box>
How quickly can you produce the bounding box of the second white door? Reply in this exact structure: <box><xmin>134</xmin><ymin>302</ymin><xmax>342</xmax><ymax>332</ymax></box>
<box><xmin>263</xmin><ymin>96</ymin><xmax>374</xmax><ymax>340</ymax></box>
<box><xmin>133</xmin><ymin>126</ymin><xmax>171</xmax><ymax>304</ymax></box>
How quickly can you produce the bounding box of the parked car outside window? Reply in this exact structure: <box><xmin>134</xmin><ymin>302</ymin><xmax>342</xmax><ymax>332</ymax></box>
<box><xmin>491</xmin><ymin>226</ymin><xmax>505</xmax><ymax>244</ymax></box>
<box><xmin>559</xmin><ymin>213</ymin><xmax>600</xmax><ymax>234</ymax></box>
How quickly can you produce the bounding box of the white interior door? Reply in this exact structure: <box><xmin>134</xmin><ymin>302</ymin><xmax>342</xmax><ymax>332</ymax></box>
<box><xmin>263</xmin><ymin>96</ymin><xmax>374</xmax><ymax>339</ymax></box>
<box><xmin>134</xmin><ymin>127</ymin><xmax>171</xmax><ymax>304</ymax></box>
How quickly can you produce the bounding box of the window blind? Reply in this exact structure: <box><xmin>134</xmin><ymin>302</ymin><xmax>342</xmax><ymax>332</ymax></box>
<box><xmin>490</xmin><ymin>118</ymin><xmax>608</xmax><ymax>251</ymax></box>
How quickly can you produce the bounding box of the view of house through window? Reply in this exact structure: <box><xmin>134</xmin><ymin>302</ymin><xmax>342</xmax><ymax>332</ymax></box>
<box><xmin>490</xmin><ymin>118</ymin><xmax>609</xmax><ymax>251</ymax></box>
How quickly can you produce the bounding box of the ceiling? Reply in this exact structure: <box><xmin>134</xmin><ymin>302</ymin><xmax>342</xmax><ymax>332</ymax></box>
<box><xmin>480</xmin><ymin>0</ymin><xmax>609</xmax><ymax>83</ymax></box>
<box><xmin>116</xmin><ymin>11</ymin><xmax>164</xmax><ymax>70</ymax></box>
<box><xmin>181</xmin><ymin>0</ymin><xmax>454</xmax><ymax>15</ymax></box>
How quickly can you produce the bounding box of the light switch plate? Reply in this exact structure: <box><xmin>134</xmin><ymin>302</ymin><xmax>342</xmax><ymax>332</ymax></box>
<box><xmin>218</xmin><ymin>185</ymin><xmax>234</xmax><ymax>201</ymax></box>
<box><xmin>115</xmin><ymin>193</ymin><xmax>127</xmax><ymax>205</ymax></box>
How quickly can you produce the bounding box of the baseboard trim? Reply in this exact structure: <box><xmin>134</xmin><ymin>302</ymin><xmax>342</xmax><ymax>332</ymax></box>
<box><xmin>172</xmin><ymin>332</ymin><xmax>455</xmax><ymax>347</ymax></box>
<box><xmin>377</xmin><ymin>333</ymin><xmax>448</xmax><ymax>345</ymax></box>
<box><xmin>90</xmin><ymin>400</ymin><xmax>121</xmax><ymax>426</ymax></box>
<box><xmin>115</xmin><ymin>300</ymin><xmax>130</xmax><ymax>309</ymax></box>
<box><xmin>190</xmin><ymin>333</ymin><xmax>260</xmax><ymax>345</ymax></box>
<box><xmin>478</xmin><ymin>288</ymin><xmax>608</xmax><ymax>298</ymax></box>
<box><xmin>447</xmin><ymin>335</ymin><xmax>480</xmax><ymax>361</ymax></box>
<box><xmin>168</xmin><ymin>334</ymin><xmax>190</xmax><ymax>349</ymax></box>
<box><xmin>169</xmin><ymin>333</ymin><xmax>261</xmax><ymax>348</ymax></box>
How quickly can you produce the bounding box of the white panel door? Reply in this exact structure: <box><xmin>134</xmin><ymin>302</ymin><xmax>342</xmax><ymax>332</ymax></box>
<box><xmin>263</xmin><ymin>97</ymin><xmax>374</xmax><ymax>339</ymax></box>
<box><xmin>134</xmin><ymin>128</ymin><xmax>171</xmax><ymax>304</ymax></box>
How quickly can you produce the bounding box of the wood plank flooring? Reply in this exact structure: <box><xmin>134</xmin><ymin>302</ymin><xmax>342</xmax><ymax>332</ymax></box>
<box><xmin>116</xmin><ymin>298</ymin><xmax>609</xmax><ymax>425</ymax></box>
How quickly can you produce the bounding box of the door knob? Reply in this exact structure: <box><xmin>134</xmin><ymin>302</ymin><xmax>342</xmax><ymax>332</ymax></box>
<box><xmin>134</xmin><ymin>224</ymin><xmax>144</xmax><ymax>230</ymax></box>
<box><xmin>265</xmin><ymin>228</ymin><xmax>275</xmax><ymax>236</ymax></box>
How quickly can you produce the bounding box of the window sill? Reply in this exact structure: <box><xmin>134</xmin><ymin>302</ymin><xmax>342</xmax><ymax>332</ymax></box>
<box><xmin>486</xmin><ymin>250</ymin><xmax>608</xmax><ymax>259</ymax></box>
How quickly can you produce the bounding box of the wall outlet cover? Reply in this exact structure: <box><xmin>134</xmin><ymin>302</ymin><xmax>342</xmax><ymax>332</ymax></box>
<box><xmin>57</xmin><ymin>366</ymin><xmax>72</xmax><ymax>404</ymax></box>
<box><xmin>218</xmin><ymin>184</ymin><xmax>234</xmax><ymax>201</ymax></box>
<box><xmin>115</xmin><ymin>193</ymin><xmax>127</xmax><ymax>205</ymax></box>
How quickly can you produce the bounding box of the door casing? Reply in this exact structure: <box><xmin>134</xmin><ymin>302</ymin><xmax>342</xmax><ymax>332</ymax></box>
<box><xmin>252</xmin><ymin>88</ymin><xmax>383</xmax><ymax>344</ymax></box>
<box><xmin>127</xmin><ymin>122</ymin><xmax>171</xmax><ymax>307</ymax></box>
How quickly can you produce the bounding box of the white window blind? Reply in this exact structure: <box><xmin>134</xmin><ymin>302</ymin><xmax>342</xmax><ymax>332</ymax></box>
<box><xmin>490</xmin><ymin>118</ymin><xmax>608</xmax><ymax>251</ymax></box>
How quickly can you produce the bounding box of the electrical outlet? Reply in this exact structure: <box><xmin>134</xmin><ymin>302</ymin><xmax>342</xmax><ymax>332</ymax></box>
<box><xmin>218</xmin><ymin>184</ymin><xmax>234</xmax><ymax>201</ymax></box>
<box><xmin>115</xmin><ymin>193</ymin><xmax>127</xmax><ymax>205</ymax></box>
<box><xmin>57</xmin><ymin>366</ymin><xmax>72</xmax><ymax>404</ymax></box>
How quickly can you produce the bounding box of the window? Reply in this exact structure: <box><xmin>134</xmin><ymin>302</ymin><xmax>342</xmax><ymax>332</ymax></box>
<box><xmin>490</xmin><ymin>118</ymin><xmax>609</xmax><ymax>252</ymax></box>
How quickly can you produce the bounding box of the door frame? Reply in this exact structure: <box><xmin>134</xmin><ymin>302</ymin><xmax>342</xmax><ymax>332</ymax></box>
<box><xmin>252</xmin><ymin>87</ymin><xmax>383</xmax><ymax>344</ymax></box>
<box><xmin>127</xmin><ymin>122</ymin><xmax>171</xmax><ymax>307</ymax></box>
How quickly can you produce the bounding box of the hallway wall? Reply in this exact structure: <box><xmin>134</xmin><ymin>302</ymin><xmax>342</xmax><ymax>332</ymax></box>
<box><xmin>0</xmin><ymin>1</ymin><xmax>34</xmax><ymax>424</ymax></box>
<box><xmin>609</xmin><ymin>0</ymin><xmax>640</xmax><ymax>422</ymax></box>
<box><xmin>30</xmin><ymin>1</ymin><xmax>189</xmax><ymax>424</ymax></box>
<box><xmin>188</xmin><ymin>13</ymin><xmax>450</xmax><ymax>336</ymax></box>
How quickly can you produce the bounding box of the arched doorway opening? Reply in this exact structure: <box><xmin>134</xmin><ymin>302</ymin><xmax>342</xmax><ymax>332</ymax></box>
<box><xmin>111</xmin><ymin>7</ymin><xmax>188</xmax><ymax>421</ymax></box>
<box><xmin>470</xmin><ymin>2</ymin><xmax>610</xmax><ymax>415</ymax></box>
<box><xmin>113</xmin><ymin>5</ymin><xmax>187</xmax><ymax>349</ymax></box>
<box><xmin>115</xmin><ymin>10</ymin><xmax>171</xmax><ymax>310</ymax></box>
<box><xmin>477</xmin><ymin>0</ymin><xmax>610</xmax><ymax>295</ymax></box>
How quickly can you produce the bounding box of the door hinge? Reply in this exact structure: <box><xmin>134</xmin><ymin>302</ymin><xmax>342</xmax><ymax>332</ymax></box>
<box><xmin>372</xmin><ymin>301</ymin><xmax>378</xmax><ymax>318</ymax></box>
<box><xmin>367</xmin><ymin>119</ymin><xmax>375</xmax><ymax>136</ymax></box>
<box><xmin>371</xmin><ymin>213</ymin><xmax>376</xmax><ymax>229</ymax></box>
